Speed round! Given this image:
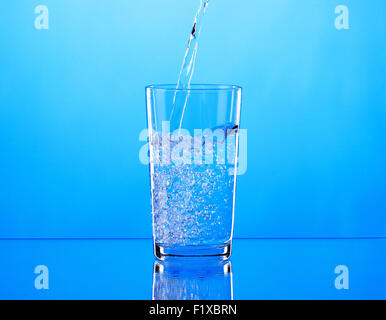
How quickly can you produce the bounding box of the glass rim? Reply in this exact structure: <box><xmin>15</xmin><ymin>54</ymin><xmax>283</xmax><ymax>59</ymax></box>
<box><xmin>145</xmin><ymin>84</ymin><xmax>242</xmax><ymax>92</ymax></box>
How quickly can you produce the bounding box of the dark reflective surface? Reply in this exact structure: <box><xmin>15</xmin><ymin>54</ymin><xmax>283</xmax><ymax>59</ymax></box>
<box><xmin>153</xmin><ymin>259</ymin><xmax>233</xmax><ymax>300</ymax></box>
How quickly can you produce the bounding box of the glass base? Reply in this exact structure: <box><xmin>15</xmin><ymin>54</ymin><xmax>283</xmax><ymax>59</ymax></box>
<box><xmin>154</xmin><ymin>242</ymin><xmax>232</xmax><ymax>260</ymax></box>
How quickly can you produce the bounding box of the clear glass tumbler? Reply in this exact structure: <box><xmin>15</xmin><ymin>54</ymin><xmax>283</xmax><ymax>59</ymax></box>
<box><xmin>145</xmin><ymin>84</ymin><xmax>242</xmax><ymax>259</ymax></box>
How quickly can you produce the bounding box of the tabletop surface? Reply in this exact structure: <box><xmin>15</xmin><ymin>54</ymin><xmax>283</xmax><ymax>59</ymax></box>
<box><xmin>0</xmin><ymin>238</ymin><xmax>385</xmax><ymax>300</ymax></box>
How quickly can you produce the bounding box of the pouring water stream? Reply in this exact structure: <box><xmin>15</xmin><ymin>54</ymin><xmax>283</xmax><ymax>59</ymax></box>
<box><xmin>169</xmin><ymin>0</ymin><xmax>211</xmax><ymax>130</ymax></box>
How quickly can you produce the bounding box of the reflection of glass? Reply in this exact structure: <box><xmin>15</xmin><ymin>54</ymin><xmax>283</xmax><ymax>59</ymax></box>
<box><xmin>146</xmin><ymin>85</ymin><xmax>242</xmax><ymax>259</ymax></box>
<box><xmin>152</xmin><ymin>259</ymin><xmax>233</xmax><ymax>300</ymax></box>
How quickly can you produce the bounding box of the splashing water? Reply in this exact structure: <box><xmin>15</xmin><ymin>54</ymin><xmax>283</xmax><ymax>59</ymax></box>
<box><xmin>170</xmin><ymin>0</ymin><xmax>211</xmax><ymax>129</ymax></box>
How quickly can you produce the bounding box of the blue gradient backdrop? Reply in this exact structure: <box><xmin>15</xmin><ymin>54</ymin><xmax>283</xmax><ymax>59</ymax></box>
<box><xmin>0</xmin><ymin>0</ymin><xmax>385</xmax><ymax>238</ymax></box>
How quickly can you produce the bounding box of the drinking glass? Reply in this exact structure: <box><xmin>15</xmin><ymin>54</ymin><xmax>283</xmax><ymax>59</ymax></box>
<box><xmin>145</xmin><ymin>84</ymin><xmax>242</xmax><ymax>259</ymax></box>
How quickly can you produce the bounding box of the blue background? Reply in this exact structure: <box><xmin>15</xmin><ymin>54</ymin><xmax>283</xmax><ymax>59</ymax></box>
<box><xmin>1</xmin><ymin>0</ymin><xmax>385</xmax><ymax>238</ymax></box>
